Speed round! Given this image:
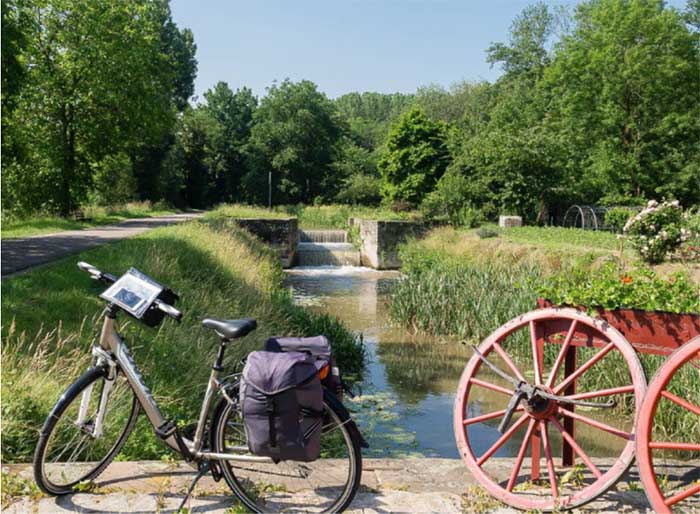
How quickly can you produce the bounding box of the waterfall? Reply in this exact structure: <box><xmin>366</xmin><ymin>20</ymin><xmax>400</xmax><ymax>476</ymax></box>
<box><xmin>296</xmin><ymin>230</ymin><xmax>360</xmax><ymax>266</ymax></box>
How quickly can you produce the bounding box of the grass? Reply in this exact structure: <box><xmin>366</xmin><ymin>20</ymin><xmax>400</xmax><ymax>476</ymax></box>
<box><xmin>1</xmin><ymin>218</ymin><xmax>364</xmax><ymax>463</ymax></box>
<box><xmin>1</xmin><ymin>201</ymin><xmax>178</xmax><ymax>239</ymax></box>
<box><xmin>207</xmin><ymin>203</ymin><xmax>421</xmax><ymax>229</ymax></box>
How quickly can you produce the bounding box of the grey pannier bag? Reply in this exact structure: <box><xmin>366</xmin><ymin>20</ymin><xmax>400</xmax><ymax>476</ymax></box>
<box><xmin>264</xmin><ymin>336</ymin><xmax>342</xmax><ymax>397</ymax></box>
<box><xmin>240</xmin><ymin>350</ymin><xmax>324</xmax><ymax>462</ymax></box>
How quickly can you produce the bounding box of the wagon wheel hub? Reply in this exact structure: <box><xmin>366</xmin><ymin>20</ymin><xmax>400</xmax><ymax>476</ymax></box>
<box><xmin>526</xmin><ymin>388</ymin><xmax>558</xmax><ymax>420</ymax></box>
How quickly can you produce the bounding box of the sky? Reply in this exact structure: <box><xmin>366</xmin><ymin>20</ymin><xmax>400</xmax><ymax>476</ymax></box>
<box><xmin>170</xmin><ymin>0</ymin><xmax>689</xmax><ymax>100</ymax></box>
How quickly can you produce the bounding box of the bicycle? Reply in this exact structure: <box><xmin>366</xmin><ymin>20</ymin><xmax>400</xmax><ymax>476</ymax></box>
<box><xmin>33</xmin><ymin>262</ymin><xmax>365</xmax><ymax>513</ymax></box>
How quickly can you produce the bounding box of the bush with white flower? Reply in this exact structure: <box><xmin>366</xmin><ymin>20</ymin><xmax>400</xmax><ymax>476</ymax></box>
<box><xmin>623</xmin><ymin>200</ymin><xmax>692</xmax><ymax>264</ymax></box>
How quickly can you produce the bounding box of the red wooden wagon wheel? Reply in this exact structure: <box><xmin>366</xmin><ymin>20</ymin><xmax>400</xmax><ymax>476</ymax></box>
<box><xmin>637</xmin><ymin>336</ymin><xmax>700</xmax><ymax>513</ymax></box>
<box><xmin>453</xmin><ymin>308</ymin><xmax>646</xmax><ymax>511</ymax></box>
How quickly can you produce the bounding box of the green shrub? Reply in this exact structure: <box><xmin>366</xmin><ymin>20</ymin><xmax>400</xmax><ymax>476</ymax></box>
<box><xmin>90</xmin><ymin>153</ymin><xmax>137</xmax><ymax>206</ymax></box>
<box><xmin>604</xmin><ymin>206</ymin><xmax>636</xmax><ymax>233</ymax></box>
<box><xmin>476</xmin><ymin>227</ymin><xmax>499</xmax><ymax>239</ymax></box>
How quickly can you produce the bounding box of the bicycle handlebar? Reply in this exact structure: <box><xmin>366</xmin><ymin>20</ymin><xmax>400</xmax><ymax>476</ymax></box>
<box><xmin>77</xmin><ymin>261</ymin><xmax>182</xmax><ymax>321</ymax></box>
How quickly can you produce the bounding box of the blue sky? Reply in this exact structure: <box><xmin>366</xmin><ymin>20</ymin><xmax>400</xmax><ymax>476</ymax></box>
<box><xmin>171</xmin><ymin>0</ymin><xmax>689</xmax><ymax>100</ymax></box>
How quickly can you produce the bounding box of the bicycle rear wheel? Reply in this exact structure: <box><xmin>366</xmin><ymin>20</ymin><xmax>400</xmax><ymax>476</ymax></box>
<box><xmin>33</xmin><ymin>366</ymin><xmax>139</xmax><ymax>495</ymax></box>
<box><xmin>213</xmin><ymin>388</ymin><xmax>362</xmax><ymax>513</ymax></box>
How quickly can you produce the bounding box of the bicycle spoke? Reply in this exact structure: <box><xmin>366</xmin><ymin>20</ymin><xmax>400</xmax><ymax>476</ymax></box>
<box><xmin>476</xmin><ymin>413</ymin><xmax>529</xmax><ymax>466</ymax></box>
<box><xmin>660</xmin><ymin>390</ymin><xmax>700</xmax><ymax>416</ymax></box>
<box><xmin>549</xmin><ymin>417</ymin><xmax>602</xmax><ymax>479</ymax></box>
<box><xmin>554</xmin><ymin>342</ymin><xmax>615</xmax><ymax>394</ymax></box>
<box><xmin>546</xmin><ymin>320</ymin><xmax>578</xmax><ymax>388</ymax></box>
<box><xmin>506</xmin><ymin>419</ymin><xmax>537</xmax><ymax>492</ymax></box>
<box><xmin>558</xmin><ymin>408</ymin><xmax>632</xmax><ymax>440</ymax></box>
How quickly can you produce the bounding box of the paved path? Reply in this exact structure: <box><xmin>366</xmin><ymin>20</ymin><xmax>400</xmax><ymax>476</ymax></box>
<box><xmin>1</xmin><ymin>213</ymin><xmax>203</xmax><ymax>278</ymax></box>
<box><xmin>4</xmin><ymin>458</ymin><xmax>671</xmax><ymax>513</ymax></box>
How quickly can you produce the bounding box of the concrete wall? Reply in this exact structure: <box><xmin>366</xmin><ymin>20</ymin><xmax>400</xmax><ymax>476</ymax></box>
<box><xmin>357</xmin><ymin>219</ymin><xmax>425</xmax><ymax>270</ymax></box>
<box><xmin>232</xmin><ymin>218</ymin><xmax>298</xmax><ymax>268</ymax></box>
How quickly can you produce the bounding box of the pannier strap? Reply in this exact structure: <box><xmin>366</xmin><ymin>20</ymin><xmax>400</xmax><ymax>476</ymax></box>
<box><xmin>300</xmin><ymin>407</ymin><xmax>324</xmax><ymax>418</ymax></box>
<box><xmin>266</xmin><ymin>397</ymin><xmax>277</xmax><ymax>449</ymax></box>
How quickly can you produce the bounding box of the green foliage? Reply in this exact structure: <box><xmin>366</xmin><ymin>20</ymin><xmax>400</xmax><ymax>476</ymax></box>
<box><xmin>1</xmin><ymin>220</ymin><xmax>364</xmax><ymax>462</ymax></box>
<box><xmin>378</xmin><ymin>107</ymin><xmax>449</xmax><ymax>205</ymax></box>
<box><xmin>246</xmin><ymin>79</ymin><xmax>343</xmax><ymax>204</ymax></box>
<box><xmin>624</xmin><ymin>200</ymin><xmax>688</xmax><ymax>264</ymax></box>
<box><xmin>1</xmin><ymin>0</ymin><xmax>196</xmax><ymax>216</ymax></box>
<box><xmin>90</xmin><ymin>153</ymin><xmax>137</xmax><ymax>206</ymax></box>
<box><xmin>537</xmin><ymin>263</ymin><xmax>700</xmax><ymax>314</ymax></box>
<box><xmin>545</xmin><ymin>0</ymin><xmax>700</xmax><ymax>207</ymax></box>
<box><xmin>604</xmin><ymin>206</ymin><xmax>636</xmax><ymax>233</ymax></box>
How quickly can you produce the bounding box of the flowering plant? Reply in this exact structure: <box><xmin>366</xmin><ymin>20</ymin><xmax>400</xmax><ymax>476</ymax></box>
<box><xmin>623</xmin><ymin>200</ymin><xmax>691</xmax><ymax>264</ymax></box>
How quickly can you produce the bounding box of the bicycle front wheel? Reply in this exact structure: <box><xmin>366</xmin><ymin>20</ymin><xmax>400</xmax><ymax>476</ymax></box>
<box><xmin>33</xmin><ymin>365</ymin><xmax>139</xmax><ymax>495</ymax></box>
<box><xmin>213</xmin><ymin>388</ymin><xmax>362</xmax><ymax>513</ymax></box>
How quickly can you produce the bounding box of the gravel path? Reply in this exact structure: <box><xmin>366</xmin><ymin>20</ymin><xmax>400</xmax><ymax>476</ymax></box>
<box><xmin>1</xmin><ymin>213</ymin><xmax>203</xmax><ymax>278</ymax></box>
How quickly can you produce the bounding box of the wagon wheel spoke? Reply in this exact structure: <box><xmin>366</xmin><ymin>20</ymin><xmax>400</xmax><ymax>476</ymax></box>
<box><xmin>549</xmin><ymin>417</ymin><xmax>602</xmax><ymax>479</ymax></box>
<box><xmin>493</xmin><ymin>342</ymin><xmax>526</xmax><ymax>383</ymax></box>
<box><xmin>660</xmin><ymin>390</ymin><xmax>700</xmax><ymax>416</ymax></box>
<box><xmin>665</xmin><ymin>483</ymin><xmax>700</xmax><ymax>507</ymax></box>
<box><xmin>506</xmin><ymin>419</ymin><xmax>537</xmax><ymax>492</ymax></box>
<box><xmin>545</xmin><ymin>320</ymin><xmax>578</xmax><ymax>388</ymax></box>
<box><xmin>529</xmin><ymin>321</ymin><xmax>543</xmax><ymax>385</ymax></box>
<box><xmin>469</xmin><ymin>378</ymin><xmax>513</xmax><ymax>396</ymax></box>
<box><xmin>554</xmin><ymin>342</ymin><xmax>615</xmax><ymax>395</ymax></box>
<box><xmin>558</xmin><ymin>407</ymin><xmax>632</xmax><ymax>440</ymax></box>
<box><xmin>540</xmin><ymin>421</ymin><xmax>558</xmax><ymax>499</ymax></box>
<box><xmin>463</xmin><ymin>407</ymin><xmax>523</xmax><ymax>426</ymax></box>
<box><xmin>648</xmin><ymin>442</ymin><xmax>700</xmax><ymax>452</ymax></box>
<box><xmin>562</xmin><ymin>385</ymin><xmax>635</xmax><ymax>401</ymax></box>
<box><xmin>476</xmin><ymin>413</ymin><xmax>529</xmax><ymax>466</ymax></box>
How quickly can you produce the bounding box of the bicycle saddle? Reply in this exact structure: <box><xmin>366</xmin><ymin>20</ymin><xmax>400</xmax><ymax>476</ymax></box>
<box><xmin>202</xmin><ymin>318</ymin><xmax>257</xmax><ymax>340</ymax></box>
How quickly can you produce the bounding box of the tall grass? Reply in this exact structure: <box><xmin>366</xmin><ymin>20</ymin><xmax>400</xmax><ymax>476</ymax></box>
<box><xmin>1</xmin><ymin>201</ymin><xmax>177</xmax><ymax>239</ymax></box>
<box><xmin>208</xmin><ymin>203</ymin><xmax>421</xmax><ymax>229</ymax></box>
<box><xmin>1</xmin><ymin>218</ymin><xmax>364</xmax><ymax>462</ymax></box>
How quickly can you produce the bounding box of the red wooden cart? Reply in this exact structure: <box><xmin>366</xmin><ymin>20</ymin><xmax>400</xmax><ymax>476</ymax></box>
<box><xmin>453</xmin><ymin>301</ymin><xmax>700</xmax><ymax>512</ymax></box>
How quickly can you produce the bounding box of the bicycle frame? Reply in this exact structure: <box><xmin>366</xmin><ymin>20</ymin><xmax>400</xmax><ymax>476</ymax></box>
<box><xmin>85</xmin><ymin>306</ymin><xmax>272</xmax><ymax>464</ymax></box>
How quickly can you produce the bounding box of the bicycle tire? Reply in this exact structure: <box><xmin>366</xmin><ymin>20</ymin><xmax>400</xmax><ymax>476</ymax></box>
<box><xmin>33</xmin><ymin>365</ymin><xmax>140</xmax><ymax>495</ymax></box>
<box><xmin>212</xmin><ymin>387</ymin><xmax>363</xmax><ymax>513</ymax></box>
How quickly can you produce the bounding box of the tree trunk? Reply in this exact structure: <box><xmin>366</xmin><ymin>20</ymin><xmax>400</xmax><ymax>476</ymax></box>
<box><xmin>59</xmin><ymin>103</ymin><xmax>76</xmax><ymax>216</ymax></box>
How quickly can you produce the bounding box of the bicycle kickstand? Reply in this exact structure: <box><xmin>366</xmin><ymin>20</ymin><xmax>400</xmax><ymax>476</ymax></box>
<box><xmin>178</xmin><ymin>460</ymin><xmax>211</xmax><ymax>512</ymax></box>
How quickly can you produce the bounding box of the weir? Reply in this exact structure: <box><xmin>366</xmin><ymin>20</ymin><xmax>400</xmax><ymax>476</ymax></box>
<box><xmin>296</xmin><ymin>230</ymin><xmax>360</xmax><ymax>266</ymax></box>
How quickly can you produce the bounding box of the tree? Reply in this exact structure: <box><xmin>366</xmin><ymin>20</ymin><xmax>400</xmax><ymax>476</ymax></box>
<box><xmin>377</xmin><ymin>107</ymin><xmax>449</xmax><ymax>205</ymax></box>
<box><xmin>246</xmin><ymin>80</ymin><xmax>344</xmax><ymax>204</ymax></box>
<box><xmin>545</xmin><ymin>0</ymin><xmax>700</xmax><ymax>205</ymax></box>
<box><xmin>202</xmin><ymin>83</ymin><xmax>257</xmax><ymax>203</ymax></box>
<box><xmin>2</xmin><ymin>0</ymin><xmax>195</xmax><ymax>216</ymax></box>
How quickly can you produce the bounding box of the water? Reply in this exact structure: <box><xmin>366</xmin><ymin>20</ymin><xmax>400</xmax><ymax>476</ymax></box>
<box><xmin>285</xmin><ymin>266</ymin><xmax>629</xmax><ymax>459</ymax></box>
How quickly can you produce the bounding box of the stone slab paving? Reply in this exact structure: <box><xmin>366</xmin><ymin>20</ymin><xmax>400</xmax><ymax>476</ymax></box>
<box><xmin>4</xmin><ymin>458</ymin><xmax>667</xmax><ymax>513</ymax></box>
<box><xmin>1</xmin><ymin>212</ymin><xmax>203</xmax><ymax>278</ymax></box>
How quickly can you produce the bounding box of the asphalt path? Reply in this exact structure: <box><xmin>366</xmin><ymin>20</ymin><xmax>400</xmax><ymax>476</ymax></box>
<box><xmin>1</xmin><ymin>212</ymin><xmax>203</xmax><ymax>278</ymax></box>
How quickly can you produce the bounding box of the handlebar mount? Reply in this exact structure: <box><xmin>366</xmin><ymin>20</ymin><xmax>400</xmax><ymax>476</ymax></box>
<box><xmin>77</xmin><ymin>261</ymin><xmax>182</xmax><ymax>323</ymax></box>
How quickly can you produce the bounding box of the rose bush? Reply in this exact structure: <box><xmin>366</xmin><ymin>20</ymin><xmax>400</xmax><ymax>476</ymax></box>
<box><xmin>623</xmin><ymin>200</ymin><xmax>693</xmax><ymax>264</ymax></box>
